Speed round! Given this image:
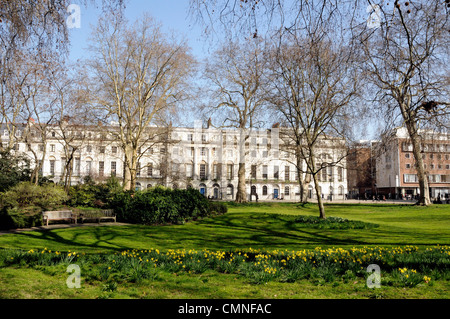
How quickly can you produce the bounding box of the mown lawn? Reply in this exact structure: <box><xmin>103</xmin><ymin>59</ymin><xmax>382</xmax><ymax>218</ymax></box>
<box><xmin>0</xmin><ymin>202</ymin><xmax>449</xmax><ymax>299</ymax></box>
<box><xmin>0</xmin><ymin>202</ymin><xmax>448</xmax><ymax>252</ymax></box>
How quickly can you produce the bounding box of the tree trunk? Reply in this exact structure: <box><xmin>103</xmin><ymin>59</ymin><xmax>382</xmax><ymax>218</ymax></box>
<box><xmin>295</xmin><ymin>146</ymin><xmax>307</xmax><ymax>203</ymax></box>
<box><xmin>309</xmin><ymin>150</ymin><xmax>326</xmax><ymax>219</ymax></box>
<box><xmin>312</xmin><ymin>172</ymin><xmax>326</xmax><ymax>219</ymax></box>
<box><xmin>235</xmin><ymin>162</ymin><xmax>247</xmax><ymax>203</ymax></box>
<box><xmin>405</xmin><ymin>120</ymin><xmax>431</xmax><ymax>206</ymax></box>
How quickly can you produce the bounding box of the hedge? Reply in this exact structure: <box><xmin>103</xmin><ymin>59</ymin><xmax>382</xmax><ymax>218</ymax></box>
<box><xmin>111</xmin><ymin>186</ymin><xmax>227</xmax><ymax>225</ymax></box>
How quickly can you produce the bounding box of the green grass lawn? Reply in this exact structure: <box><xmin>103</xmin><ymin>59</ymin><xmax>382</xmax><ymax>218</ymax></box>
<box><xmin>0</xmin><ymin>202</ymin><xmax>448</xmax><ymax>253</ymax></box>
<box><xmin>0</xmin><ymin>202</ymin><xmax>449</xmax><ymax>299</ymax></box>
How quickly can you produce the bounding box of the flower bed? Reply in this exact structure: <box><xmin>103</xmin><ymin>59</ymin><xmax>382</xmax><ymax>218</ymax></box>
<box><xmin>1</xmin><ymin>245</ymin><xmax>449</xmax><ymax>288</ymax></box>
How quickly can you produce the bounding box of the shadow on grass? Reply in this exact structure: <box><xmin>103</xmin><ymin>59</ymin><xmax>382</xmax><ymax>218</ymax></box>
<box><xmin>4</xmin><ymin>208</ymin><xmax>448</xmax><ymax>252</ymax></box>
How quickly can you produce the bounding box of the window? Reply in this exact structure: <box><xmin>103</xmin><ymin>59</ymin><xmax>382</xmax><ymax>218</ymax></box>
<box><xmin>262</xmin><ymin>185</ymin><xmax>268</xmax><ymax>196</ymax></box>
<box><xmin>61</xmin><ymin>157</ymin><xmax>66</xmax><ymax>174</ymax></box>
<box><xmin>262</xmin><ymin>165</ymin><xmax>268</xmax><ymax>179</ymax></box>
<box><xmin>99</xmin><ymin>161</ymin><xmax>104</xmax><ymax>177</ymax></box>
<box><xmin>202</xmin><ymin>134</ymin><xmax>207</xmax><ymax>143</ymax></box>
<box><xmin>188</xmin><ymin>134</ymin><xmax>193</xmax><ymax>141</ymax></box>
<box><xmin>227</xmin><ymin>164</ymin><xmax>233</xmax><ymax>179</ymax></box>
<box><xmin>112</xmin><ymin>146</ymin><xmax>117</xmax><ymax>154</ymax></box>
<box><xmin>50</xmin><ymin>160</ymin><xmax>55</xmax><ymax>175</ymax></box>
<box><xmin>404</xmin><ymin>174</ymin><xmax>418</xmax><ymax>183</ymax></box>
<box><xmin>86</xmin><ymin>145</ymin><xmax>92</xmax><ymax>153</ymax></box>
<box><xmin>50</xmin><ymin>144</ymin><xmax>55</xmax><ymax>152</ymax></box>
<box><xmin>201</xmin><ymin>147</ymin><xmax>206</xmax><ymax>156</ymax></box>
<box><xmin>251</xmin><ymin>165</ymin><xmax>257</xmax><ymax>179</ymax></box>
<box><xmin>337</xmin><ymin>167</ymin><xmax>344</xmax><ymax>182</ymax></box>
<box><xmin>38</xmin><ymin>160</ymin><xmax>43</xmax><ymax>175</ymax></box>
<box><xmin>274</xmin><ymin>166</ymin><xmax>279</xmax><ymax>179</ymax></box>
<box><xmin>136</xmin><ymin>162</ymin><xmax>141</xmax><ymax>176</ymax></box>
<box><xmin>200</xmin><ymin>164</ymin><xmax>206</xmax><ymax>180</ymax></box>
<box><xmin>285</xmin><ymin>166</ymin><xmax>290</xmax><ymax>181</ymax></box>
<box><xmin>147</xmin><ymin>163</ymin><xmax>153</xmax><ymax>177</ymax></box>
<box><xmin>406</xmin><ymin>163</ymin><xmax>411</xmax><ymax>169</ymax></box>
<box><xmin>111</xmin><ymin>161</ymin><xmax>116</xmax><ymax>176</ymax></box>
<box><xmin>405</xmin><ymin>153</ymin><xmax>410</xmax><ymax>159</ymax></box>
<box><xmin>213</xmin><ymin>163</ymin><xmax>220</xmax><ymax>179</ymax></box>
<box><xmin>190</xmin><ymin>147</ymin><xmax>194</xmax><ymax>157</ymax></box>
<box><xmin>74</xmin><ymin>158</ymin><xmax>80</xmax><ymax>175</ymax></box>
<box><xmin>284</xmin><ymin>186</ymin><xmax>290</xmax><ymax>196</ymax></box>
<box><xmin>186</xmin><ymin>163</ymin><xmax>193</xmax><ymax>178</ymax></box>
<box><xmin>172</xmin><ymin>163</ymin><xmax>180</xmax><ymax>175</ymax></box>
<box><xmin>99</xmin><ymin>146</ymin><xmax>105</xmax><ymax>154</ymax></box>
<box><xmin>39</xmin><ymin>144</ymin><xmax>44</xmax><ymax>152</ymax></box>
<box><xmin>86</xmin><ymin>161</ymin><xmax>92</xmax><ymax>175</ymax></box>
<box><xmin>321</xmin><ymin>167</ymin><xmax>327</xmax><ymax>182</ymax></box>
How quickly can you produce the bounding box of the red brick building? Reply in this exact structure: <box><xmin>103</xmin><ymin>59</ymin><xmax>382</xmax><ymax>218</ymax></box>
<box><xmin>376</xmin><ymin>128</ymin><xmax>450</xmax><ymax>201</ymax></box>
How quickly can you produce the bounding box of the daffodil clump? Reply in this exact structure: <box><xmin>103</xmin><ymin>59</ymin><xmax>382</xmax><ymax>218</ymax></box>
<box><xmin>1</xmin><ymin>245</ymin><xmax>449</xmax><ymax>287</ymax></box>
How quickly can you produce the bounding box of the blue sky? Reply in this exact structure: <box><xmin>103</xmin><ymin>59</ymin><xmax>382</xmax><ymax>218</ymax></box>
<box><xmin>67</xmin><ymin>0</ymin><xmax>207</xmax><ymax>63</ymax></box>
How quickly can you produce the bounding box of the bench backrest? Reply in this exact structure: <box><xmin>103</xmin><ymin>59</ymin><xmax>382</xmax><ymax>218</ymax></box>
<box><xmin>43</xmin><ymin>210</ymin><xmax>73</xmax><ymax>219</ymax></box>
<box><xmin>78</xmin><ymin>209</ymin><xmax>115</xmax><ymax>218</ymax></box>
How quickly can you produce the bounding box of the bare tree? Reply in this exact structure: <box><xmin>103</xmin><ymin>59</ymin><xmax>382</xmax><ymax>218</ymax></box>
<box><xmin>87</xmin><ymin>13</ymin><xmax>195</xmax><ymax>191</ymax></box>
<box><xmin>356</xmin><ymin>0</ymin><xmax>450</xmax><ymax>206</ymax></box>
<box><xmin>266</xmin><ymin>27</ymin><xmax>360</xmax><ymax>218</ymax></box>
<box><xmin>203</xmin><ymin>38</ymin><xmax>268</xmax><ymax>203</ymax></box>
<box><xmin>19</xmin><ymin>58</ymin><xmax>59</xmax><ymax>185</ymax></box>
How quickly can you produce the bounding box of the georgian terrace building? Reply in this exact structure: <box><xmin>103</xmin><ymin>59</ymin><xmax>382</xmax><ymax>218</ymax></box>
<box><xmin>2</xmin><ymin>121</ymin><xmax>348</xmax><ymax>201</ymax></box>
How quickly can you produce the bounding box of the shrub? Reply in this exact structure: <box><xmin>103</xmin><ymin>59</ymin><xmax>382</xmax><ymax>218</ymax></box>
<box><xmin>1</xmin><ymin>182</ymin><xmax>68</xmax><ymax>210</ymax></box>
<box><xmin>0</xmin><ymin>182</ymin><xmax>68</xmax><ymax>229</ymax></box>
<box><xmin>68</xmin><ymin>176</ymin><xmax>123</xmax><ymax>208</ymax></box>
<box><xmin>112</xmin><ymin>187</ymin><xmax>226</xmax><ymax>225</ymax></box>
<box><xmin>208</xmin><ymin>201</ymin><xmax>228</xmax><ymax>215</ymax></box>
<box><xmin>293</xmin><ymin>215</ymin><xmax>378</xmax><ymax>229</ymax></box>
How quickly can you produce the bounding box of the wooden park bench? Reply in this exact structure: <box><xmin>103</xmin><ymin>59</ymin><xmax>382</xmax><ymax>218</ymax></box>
<box><xmin>42</xmin><ymin>210</ymin><xmax>77</xmax><ymax>226</ymax></box>
<box><xmin>78</xmin><ymin>209</ymin><xmax>116</xmax><ymax>224</ymax></box>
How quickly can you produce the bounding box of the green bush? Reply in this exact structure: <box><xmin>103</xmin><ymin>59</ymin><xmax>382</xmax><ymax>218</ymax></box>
<box><xmin>208</xmin><ymin>201</ymin><xmax>228</xmax><ymax>215</ymax></box>
<box><xmin>0</xmin><ymin>182</ymin><xmax>68</xmax><ymax>229</ymax></box>
<box><xmin>112</xmin><ymin>186</ymin><xmax>226</xmax><ymax>225</ymax></box>
<box><xmin>68</xmin><ymin>176</ymin><xmax>123</xmax><ymax>208</ymax></box>
<box><xmin>293</xmin><ymin>215</ymin><xmax>378</xmax><ymax>229</ymax></box>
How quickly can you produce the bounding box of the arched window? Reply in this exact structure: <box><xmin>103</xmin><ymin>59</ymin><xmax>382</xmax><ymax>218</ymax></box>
<box><xmin>213</xmin><ymin>183</ymin><xmax>220</xmax><ymax>199</ymax></box>
<box><xmin>251</xmin><ymin>185</ymin><xmax>257</xmax><ymax>195</ymax></box>
<box><xmin>147</xmin><ymin>184</ymin><xmax>152</xmax><ymax>189</ymax></box>
<box><xmin>262</xmin><ymin>185</ymin><xmax>268</xmax><ymax>196</ymax></box>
